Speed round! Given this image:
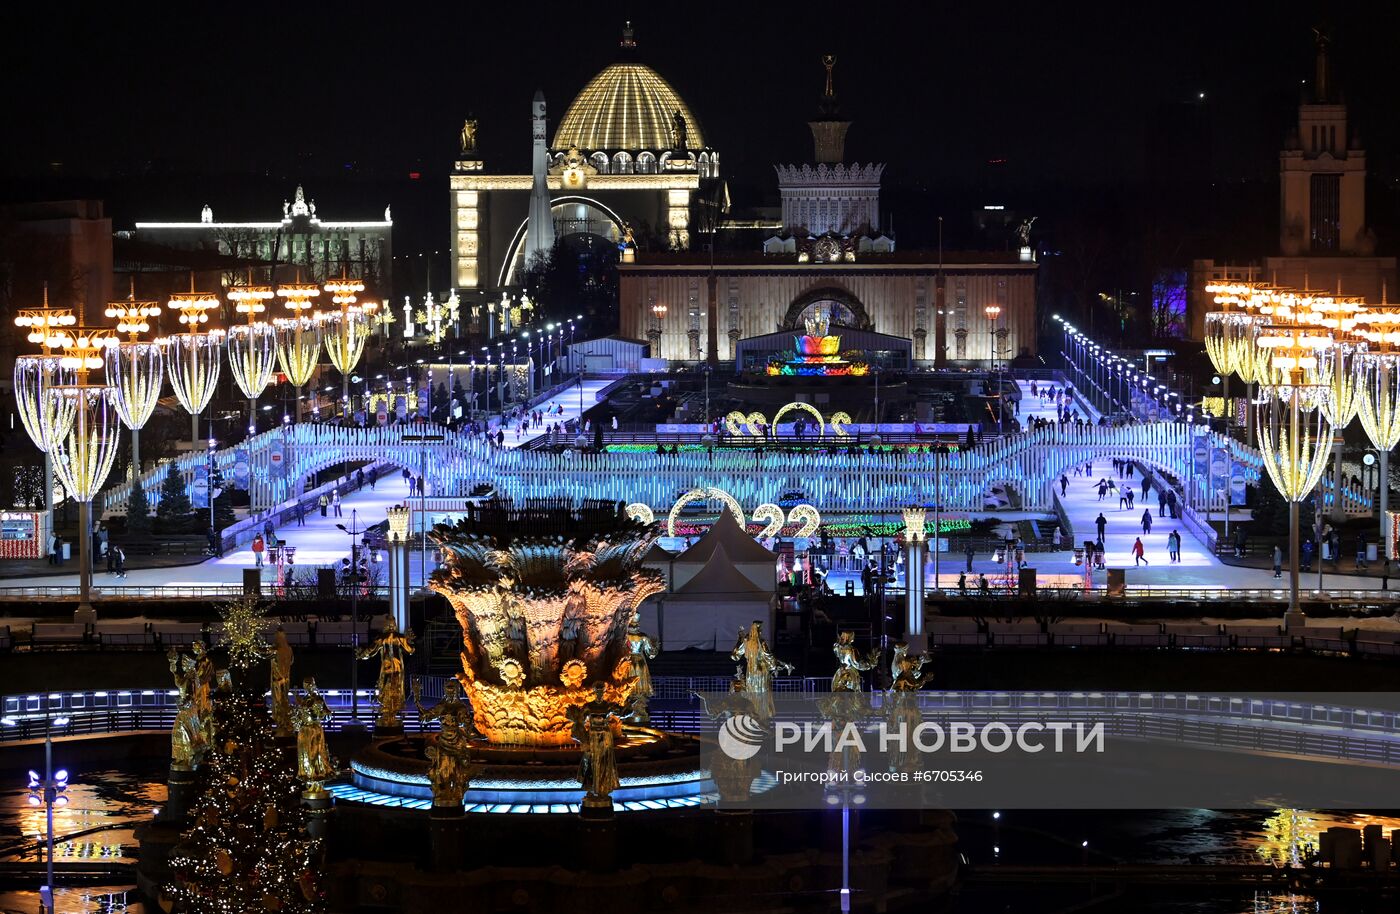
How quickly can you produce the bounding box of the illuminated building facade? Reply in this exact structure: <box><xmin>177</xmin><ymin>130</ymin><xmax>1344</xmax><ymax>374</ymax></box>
<box><xmin>450</xmin><ymin>23</ymin><xmax>718</xmax><ymax>292</ymax></box>
<box><xmin>127</xmin><ymin>185</ymin><xmax>394</xmax><ymax>288</ymax></box>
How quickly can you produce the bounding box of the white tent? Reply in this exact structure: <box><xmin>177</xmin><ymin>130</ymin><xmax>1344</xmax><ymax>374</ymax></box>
<box><xmin>640</xmin><ymin>542</ymin><xmax>777</xmax><ymax>651</ymax></box>
<box><xmin>671</xmin><ymin>508</ymin><xmax>777</xmax><ymax>591</ymax></box>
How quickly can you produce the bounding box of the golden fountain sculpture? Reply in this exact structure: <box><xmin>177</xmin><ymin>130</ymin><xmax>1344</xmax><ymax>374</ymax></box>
<box><xmin>429</xmin><ymin>519</ymin><xmax>664</xmax><ymax>747</ymax></box>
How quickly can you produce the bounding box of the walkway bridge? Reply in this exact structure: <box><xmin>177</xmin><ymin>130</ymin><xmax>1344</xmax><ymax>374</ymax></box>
<box><xmin>103</xmin><ymin>423</ymin><xmax>1278</xmax><ymax>518</ymax></box>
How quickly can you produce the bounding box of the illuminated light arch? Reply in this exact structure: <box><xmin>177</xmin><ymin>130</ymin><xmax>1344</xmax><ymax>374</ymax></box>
<box><xmin>829</xmin><ymin>411</ymin><xmax>853</xmax><ymax>437</ymax></box>
<box><xmin>499</xmin><ymin>195</ymin><xmax>628</xmax><ymax>287</ymax></box>
<box><xmin>751</xmin><ymin>503</ymin><xmax>785</xmax><ymax>538</ymax></box>
<box><xmin>624</xmin><ymin>503</ymin><xmax>655</xmax><ymax>525</ymax></box>
<box><xmin>666</xmin><ymin>486</ymin><xmax>744</xmax><ymax>537</ymax></box>
<box><xmin>744</xmin><ymin>411</ymin><xmax>768</xmax><ymax>437</ymax></box>
<box><xmin>772</xmin><ymin>401</ymin><xmax>826</xmax><ymax>438</ymax></box>
<box><xmin>787</xmin><ymin>504</ymin><xmax>821</xmax><ymax>537</ymax></box>
<box><xmin>724</xmin><ymin>411</ymin><xmax>749</xmax><ymax>436</ymax></box>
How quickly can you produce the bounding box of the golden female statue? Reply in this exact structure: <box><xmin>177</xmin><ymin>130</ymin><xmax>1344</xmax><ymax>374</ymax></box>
<box><xmin>831</xmin><ymin>631</ymin><xmax>880</xmax><ymax>692</ymax></box>
<box><xmin>569</xmin><ymin>682</ymin><xmax>630</xmax><ymax>811</ymax></box>
<box><xmin>730</xmin><ymin>621</ymin><xmax>792</xmax><ymax>722</ymax></box>
<box><xmin>291</xmin><ymin>677</ymin><xmax>336</xmax><ymax>798</ymax></box>
<box><xmin>412</xmin><ymin>679</ymin><xmax>479</xmax><ymax>808</ymax></box>
<box><xmin>890</xmin><ymin>642</ymin><xmax>931</xmax><ymax>691</ymax></box>
<box><xmin>624</xmin><ymin>612</ymin><xmax>658</xmax><ymax>724</ymax></box>
<box><xmin>167</xmin><ymin>647</ymin><xmax>207</xmax><ymax>771</ymax></box>
<box><xmin>270</xmin><ymin>629</ymin><xmax>294</xmax><ymax>735</ymax></box>
<box><xmin>357</xmin><ymin>617</ymin><xmax>415</xmax><ymax>728</ymax></box>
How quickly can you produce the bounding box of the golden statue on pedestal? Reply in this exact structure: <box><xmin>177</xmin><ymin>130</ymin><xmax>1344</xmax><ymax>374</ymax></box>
<box><xmin>624</xmin><ymin>612</ymin><xmax>658</xmax><ymax>724</ymax></box>
<box><xmin>569</xmin><ymin>682</ymin><xmax>631</xmax><ymax>811</ymax></box>
<box><xmin>412</xmin><ymin>679</ymin><xmax>480</xmax><ymax>808</ymax></box>
<box><xmin>291</xmin><ymin>677</ymin><xmax>336</xmax><ymax>798</ymax></box>
<box><xmin>357</xmin><ymin>617</ymin><xmax>415</xmax><ymax>728</ymax></box>
<box><xmin>270</xmin><ymin>629</ymin><xmax>294</xmax><ymax>735</ymax></box>
<box><xmin>890</xmin><ymin>642</ymin><xmax>931</xmax><ymax>691</ymax></box>
<box><xmin>831</xmin><ymin>632</ymin><xmax>880</xmax><ymax>692</ymax></box>
<box><xmin>167</xmin><ymin>646</ymin><xmax>208</xmax><ymax>771</ymax></box>
<box><xmin>730</xmin><ymin>621</ymin><xmax>792</xmax><ymax>722</ymax></box>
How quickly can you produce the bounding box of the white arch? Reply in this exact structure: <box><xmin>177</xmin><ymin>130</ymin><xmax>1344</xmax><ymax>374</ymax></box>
<box><xmin>498</xmin><ymin>195</ymin><xmax>629</xmax><ymax>287</ymax></box>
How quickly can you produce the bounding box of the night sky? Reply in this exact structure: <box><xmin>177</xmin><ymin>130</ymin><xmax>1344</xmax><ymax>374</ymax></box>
<box><xmin>6</xmin><ymin>2</ymin><xmax>1399</xmax><ymax>258</ymax></box>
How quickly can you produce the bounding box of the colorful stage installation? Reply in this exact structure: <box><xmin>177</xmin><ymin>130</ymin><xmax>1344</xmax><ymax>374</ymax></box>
<box><xmin>766</xmin><ymin>312</ymin><xmax>869</xmax><ymax>377</ymax></box>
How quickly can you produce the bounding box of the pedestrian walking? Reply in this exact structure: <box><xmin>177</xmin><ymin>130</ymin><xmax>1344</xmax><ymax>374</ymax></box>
<box><xmin>369</xmin><ymin>468</ymin><xmax>377</xmax><ymax>490</ymax></box>
<box><xmin>319</xmin><ymin>494</ymin><xmax>329</xmax><ymax>517</ymax></box>
<box><xmin>1060</xmin><ymin>474</ymin><xmax>1069</xmax><ymax>496</ymax></box>
<box><xmin>964</xmin><ymin>541</ymin><xmax>975</xmax><ymax>572</ymax></box>
<box><xmin>1167</xmin><ymin>529</ymin><xmax>1181</xmax><ymax>562</ymax></box>
<box><xmin>1095</xmin><ymin>512</ymin><xmax>1107</xmax><ymax>543</ymax></box>
<box><xmin>1301</xmin><ymin>539</ymin><xmax>1314</xmax><ymax>572</ymax></box>
<box><xmin>1052</xmin><ymin>526</ymin><xmax>1062</xmax><ymax>548</ymax></box>
<box><xmin>1141</xmin><ymin>509</ymin><xmax>1153</xmax><ymax>535</ymax></box>
<box><xmin>296</xmin><ymin>501</ymin><xmax>306</xmax><ymax>526</ymax></box>
<box><xmin>1118</xmin><ymin>489</ymin><xmax>1128</xmax><ymax>510</ymax></box>
<box><xmin>1167</xmin><ymin>490</ymin><xmax>1178</xmax><ymax>518</ymax></box>
<box><xmin>332</xmin><ymin>489</ymin><xmax>342</xmax><ymax>518</ymax></box>
<box><xmin>252</xmin><ymin>534</ymin><xmax>265</xmax><ymax>567</ymax></box>
<box><xmin>48</xmin><ymin>533</ymin><xmax>59</xmax><ymax>566</ymax></box>
<box><xmin>1356</xmin><ymin>534</ymin><xmax>1368</xmax><ymax>570</ymax></box>
<box><xmin>1157</xmin><ymin>492</ymin><xmax>1167</xmax><ymax>517</ymax></box>
<box><xmin>1142</xmin><ymin>477</ymin><xmax>1150</xmax><ymax>500</ymax></box>
<box><xmin>113</xmin><ymin>545</ymin><xmax>126</xmax><ymax>578</ymax></box>
<box><xmin>1273</xmin><ymin>545</ymin><xmax>1283</xmax><ymax>578</ymax></box>
<box><xmin>1098</xmin><ymin>481</ymin><xmax>1108</xmax><ymax>501</ymax></box>
<box><xmin>1132</xmin><ymin>537</ymin><xmax>1148</xmax><ymax>566</ymax></box>
<box><xmin>1126</xmin><ymin>489</ymin><xmax>1135</xmax><ymax>510</ymax></box>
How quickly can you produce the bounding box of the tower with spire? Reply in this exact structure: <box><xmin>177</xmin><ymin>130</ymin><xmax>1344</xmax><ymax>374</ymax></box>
<box><xmin>770</xmin><ymin>55</ymin><xmax>889</xmax><ymax>243</ymax></box>
<box><xmin>525</xmin><ymin>89</ymin><xmax>556</xmax><ymax>265</ymax></box>
<box><xmin>1279</xmin><ymin>28</ymin><xmax>1369</xmax><ymax>255</ymax></box>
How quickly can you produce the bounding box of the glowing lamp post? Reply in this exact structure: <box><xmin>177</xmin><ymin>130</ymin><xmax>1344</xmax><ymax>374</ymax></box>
<box><xmin>902</xmin><ymin>507</ymin><xmax>927</xmax><ymax>652</ymax></box>
<box><xmin>165</xmin><ymin>285</ymin><xmax>224</xmax><ymax>444</ymax></box>
<box><xmin>43</xmin><ymin>325</ymin><xmax>121</xmax><ymax>622</ymax></box>
<box><xmin>1353</xmin><ymin>311</ymin><xmax>1400</xmax><ymax>560</ymax></box>
<box><xmin>985</xmin><ymin>304</ymin><xmax>1003</xmax><ymax>429</ymax></box>
<box><xmin>323</xmin><ymin>276</ymin><xmax>370</xmax><ymax>418</ymax></box>
<box><xmin>226</xmin><ymin>285</ymin><xmax>278</xmax><ymax>434</ymax></box>
<box><xmin>1256</xmin><ymin>325</ymin><xmax>1333</xmax><ymax>627</ymax></box>
<box><xmin>104</xmin><ymin>285</ymin><xmax>164</xmax><ymax>481</ymax></box>
<box><xmin>14</xmin><ymin>288</ymin><xmax>77</xmax><ymax>534</ymax></box>
<box><xmin>386</xmin><ymin>504</ymin><xmax>411</xmax><ymax>632</ymax></box>
<box><xmin>274</xmin><ymin>282</ymin><xmax>323</xmax><ymax>422</ymax></box>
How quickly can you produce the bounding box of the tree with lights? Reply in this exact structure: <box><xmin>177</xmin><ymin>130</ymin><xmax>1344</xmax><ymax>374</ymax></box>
<box><xmin>164</xmin><ymin>600</ymin><xmax>325</xmax><ymax>913</ymax></box>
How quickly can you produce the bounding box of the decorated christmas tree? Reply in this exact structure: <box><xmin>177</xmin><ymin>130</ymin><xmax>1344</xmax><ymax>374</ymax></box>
<box><xmin>163</xmin><ymin>611</ymin><xmax>324</xmax><ymax>913</ymax></box>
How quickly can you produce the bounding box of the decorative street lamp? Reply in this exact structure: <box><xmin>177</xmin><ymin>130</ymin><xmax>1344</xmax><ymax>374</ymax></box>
<box><xmin>1256</xmin><ymin>320</ymin><xmax>1333</xmax><ymax>628</ymax></box>
<box><xmin>42</xmin><ymin>322</ymin><xmax>121</xmax><ymax>622</ymax></box>
<box><xmin>166</xmin><ymin>281</ymin><xmax>224</xmax><ymax>443</ymax></box>
<box><xmin>323</xmin><ymin>275</ymin><xmax>373</xmax><ymax>416</ymax></box>
<box><xmin>104</xmin><ymin>283</ymin><xmax>164</xmax><ymax>482</ymax></box>
<box><xmin>226</xmin><ymin>284</ymin><xmax>278</xmax><ymax>435</ymax></box>
<box><xmin>274</xmin><ymin>281</ymin><xmax>323</xmax><ymax>422</ymax></box>
<box><xmin>984</xmin><ymin>304</ymin><xmax>1003</xmax><ymax>433</ymax></box>
<box><xmin>1352</xmin><ymin>310</ymin><xmax>1400</xmax><ymax>559</ymax></box>
<box><xmin>14</xmin><ymin>286</ymin><xmax>77</xmax><ymax>535</ymax></box>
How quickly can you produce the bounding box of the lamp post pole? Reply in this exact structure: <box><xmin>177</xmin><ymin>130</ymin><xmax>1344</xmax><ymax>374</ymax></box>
<box><xmin>337</xmin><ymin>510</ymin><xmax>362</xmax><ymax>725</ymax></box>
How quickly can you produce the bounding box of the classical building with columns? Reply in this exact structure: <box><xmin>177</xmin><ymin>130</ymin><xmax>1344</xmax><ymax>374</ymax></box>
<box><xmin>449</xmin><ymin>23</ymin><xmax>718</xmax><ymax>293</ymax></box>
<box><xmin>619</xmin><ymin>56</ymin><xmax>1036</xmax><ymax>367</ymax></box>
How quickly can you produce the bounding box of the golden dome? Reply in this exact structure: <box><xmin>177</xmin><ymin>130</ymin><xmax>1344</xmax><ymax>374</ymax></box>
<box><xmin>553</xmin><ymin>63</ymin><xmax>705</xmax><ymax>153</ymax></box>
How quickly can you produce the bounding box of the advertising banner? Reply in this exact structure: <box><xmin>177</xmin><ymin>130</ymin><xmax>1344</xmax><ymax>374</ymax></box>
<box><xmin>268</xmin><ymin>440</ymin><xmax>285</xmax><ymax>479</ymax></box>
<box><xmin>233</xmin><ymin>449</ymin><xmax>250</xmax><ymax>491</ymax></box>
<box><xmin>192</xmin><ymin>465</ymin><xmax>209</xmax><ymax>509</ymax></box>
<box><xmin>1230</xmin><ymin>464</ymin><xmax>1247</xmax><ymax>506</ymax></box>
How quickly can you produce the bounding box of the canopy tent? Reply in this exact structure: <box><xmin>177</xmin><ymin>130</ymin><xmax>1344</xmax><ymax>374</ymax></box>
<box><xmin>672</xmin><ymin>508</ymin><xmax>777</xmax><ymax>591</ymax></box>
<box><xmin>640</xmin><ymin>542</ymin><xmax>777</xmax><ymax>651</ymax></box>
